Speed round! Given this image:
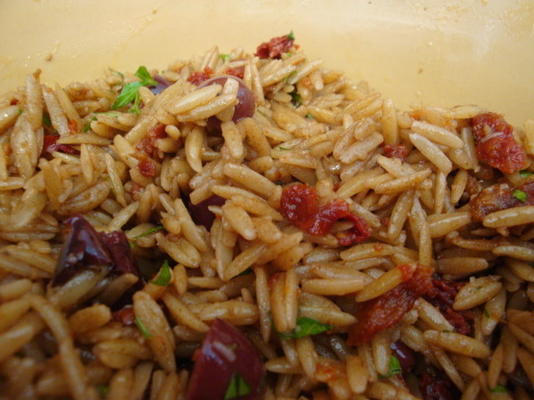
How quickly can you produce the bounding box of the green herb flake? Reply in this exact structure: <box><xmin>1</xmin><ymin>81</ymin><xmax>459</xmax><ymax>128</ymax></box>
<box><xmin>305</xmin><ymin>113</ymin><xmax>314</xmax><ymax>119</ymax></box>
<box><xmin>490</xmin><ymin>385</ymin><xmax>507</xmax><ymax>393</ymax></box>
<box><xmin>134</xmin><ymin>317</ymin><xmax>152</xmax><ymax>338</ymax></box>
<box><xmin>276</xmin><ymin>146</ymin><xmax>290</xmax><ymax>151</ymax></box>
<box><xmin>42</xmin><ymin>112</ymin><xmax>52</xmax><ymax>128</ymax></box>
<box><xmin>387</xmin><ymin>355</ymin><xmax>402</xmax><ymax>376</ymax></box>
<box><xmin>290</xmin><ymin>90</ymin><xmax>302</xmax><ymax>107</ymax></box>
<box><xmin>82</xmin><ymin>115</ymin><xmax>97</xmax><ymax>133</ymax></box>
<box><xmin>111</xmin><ymin>65</ymin><xmax>156</xmax><ymax>112</ymax></box>
<box><xmin>378</xmin><ymin>356</ymin><xmax>403</xmax><ymax>379</ymax></box>
<box><xmin>219</xmin><ymin>53</ymin><xmax>231</xmax><ymax>62</ymax></box>
<box><xmin>134</xmin><ymin>65</ymin><xmax>157</xmax><ymax>86</ymax></box>
<box><xmin>18</xmin><ymin>108</ymin><xmax>24</xmax><ymax>115</ymax></box>
<box><xmin>151</xmin><ymin>260</ymin><xmax>172</xmax><ymax>286</ymax></box>
<box><xmin>280</xmin><ymin>317</ymin><xmax>330</xmax><ymax>339</ymax></box>
<box><xmin>519</xmin><ymin>170</ymin><xmax>533</xmax><ymax>178</ymax></box>
<box><xmin>111</xmin><ymin>81</ymin><xmax>143</xmax><ymax>111</ymax></box>
<box><xmin>134</xmin><ymin>225</ymin><xmax>164</xmax><ymax>239</ymax></box>
<box><xmin>512</xmin><ymin>189</ymin><xmax>527</xmax><ymax>202</ymax></box>
<box><xmin>96</xmin><ymin>384</ymin><xmax>109</xmax><ymax>398</ymax></box>
<box><xmin>287</xmin><ymin>31</ymin><xmax>296</xmax><ymax>41</ymax></box>
<box><xmin>224</xmin><ymin>372</ymin><xmax>251</xmax><ymax>400</ymax></box>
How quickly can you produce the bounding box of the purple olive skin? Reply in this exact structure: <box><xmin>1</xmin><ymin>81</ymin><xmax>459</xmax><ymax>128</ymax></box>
<box><xmin>98</xmin><ymin>231</ymin><xmax>139</xmax><ymax>276</ymax></box>
<box><xmin>199</xmin><ymin>76</ymin><xmax>255</xmax><ymax>122</ymax></box>
<box><xmin>53</xmin><ymin>216</ymin><xmax>139</xmax><ymax>286</ymax></box>
<box><xmin>391</xmin><ymin>340</ymin><xmax>415</xmax><ymax>372</ymax></box>
<box><xmin>186</xmin><ymin>195</ymin><xmax>226</xmax><ymax>230</ymax></box>
<box><xmin>150</xmin><ymin>75</ymin><xmax>171</xmax><ymax>95</ymax></box>
<box><xmin>52</xmin><ymin>216</ymin><xmax>112</xmax><ymax>286</ymax></box>
<box><xmin>186</xmin><ymin>319</ymin><xmax>264</xmax><ymax>400</ymax></box>
<box><xmin>418</xmin><ymin>366</ymin><xmax>459</xmax><ymax>400</ymax></box>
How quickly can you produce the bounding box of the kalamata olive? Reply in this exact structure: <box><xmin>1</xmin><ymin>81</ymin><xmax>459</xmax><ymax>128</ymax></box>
<box><xmin>418</xmin><ymin>366</ymin><xmax>459</xmax><ymax>400</ymax></box>
<box><xmin>52</xmin><ymin>216</ymin><xmax>112</xmax><ymax>286</ymax></box>
<box><xmin>391</xmin><ymin>340</ymin><xmax>415</xmax><ymax>372</ymax></box>
<box><xmin>185</xmin><ymin>195</ymin><xmax>225</xmax><ymax>230</ymax></box>
<box><xmin>53</xmin><ymin>216</ymin><xmax>139</xmax><ymax>287</ymax></box>
<box><xmin>98</xmin><ymin>231</ymin><xmax>139</xmax><ymax>276</ymax></box>
<box><xmin>150</xmin><ymin>75</ymin><xmax>171</xmax><ymax>95</ymax></box>
<box><xmin>186</xmin><ymin>319</ymin><xmax>264</xmax><ymax>400</ymax></box>
<box><xmin>199</xmin><ymin>76</ymin><xmax>255</xmax><ymax>122</ymax></box>
<box><xmin>508</xmin><ymin>365</ymin><xmax>533</xmax><ymax>392</ymax></box>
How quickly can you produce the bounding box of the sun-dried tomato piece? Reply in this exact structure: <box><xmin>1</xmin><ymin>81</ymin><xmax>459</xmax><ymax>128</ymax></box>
<box><xmin>138</xmin><ymin>158</ymin><xmax>157</xmax><ymax>178</ymax></box>
<box><xmin>281</xmin><ymin>184</ymin><xmax>370</xmax><ymax>246</ymax></box>
<box><xmin>281</xmin><ymin>183</ymin><xmax>320</xmax><ymax>231</ymax></box>
<box><xmin>136</xmin><ymin>123</ymin><xmax>167</xmax><ymax>159</ymax></box>
<box><xmin>348</xmin><ymin>265</ymin><xmax>433</xmax><ymax>345</ymax></box>
<box><xmin>255</xmin><ymin>34</ymin><xmax>294</xmax><ymax>59</ymax></box>
<box><xmin>67</xmin><ymin>119</ymin><xmax>78</xmax><ymax>133</ymax></box>
<box><xmin>187</xmin><ymin>67</ymin><xmax>214</xmax><ymax>86</ymax></box>
<box><xmin>425</xmin><ymin>278</ymin><xmax>473</xmax><ymax>335</ymax></box>
<box><xmin>43</xmin><ymin>135</ymin><xmax>78</xmax><ymax>156</ymax></box>
<box><xmin>113</xmin><ymin>305</ymin><xmax>135</xmax><ymax>326</ymax></box>
<box><xmin>471</xmin><ymin>112</ymin><xmax>527</xmax><ymax>174</ymax></box>
<box><xmin>383</xmin><ymin>144</ymin><xmax>409</xmax><ymax>160</ymax></box>
<box><xmin>225</xmin><ymin>66</ymin><xmax>245</xmax><ymax>79</ymax></box>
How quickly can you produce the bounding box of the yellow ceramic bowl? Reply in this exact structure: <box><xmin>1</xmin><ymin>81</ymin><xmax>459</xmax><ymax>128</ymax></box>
<box><xmin>1</xmin><ymin>0</ymin><xmax>533</xmax><ymax>123</ymax></box>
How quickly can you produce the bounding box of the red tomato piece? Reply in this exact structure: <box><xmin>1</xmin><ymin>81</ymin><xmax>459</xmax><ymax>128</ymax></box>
<box><xmin>348</xmin><ymin>265</ymin><xmax>433</xmax><ymax>346</ymax></box>
<box><xmin>471</xmin><ymin>112</ymin><xmax>527</xmax><ymax>174</ymax></box>
<box><xmin>383</xmin><ymin>144</ymin><xmax>409</xmax><ymax>160</ymax></box>
<box><xmin>255</xmin><ymin>34</ymin><xmax>294</xmax><ymax>59</ymax></box>
<box><xmin>187</xmin><ymin>67</ymin><xmax>214</xmax><ymax>85</ymax></box>
<box><xmin>280</xmin><ymin>184</ymin><xmax>370</xmax><ymax>246</ymax></box>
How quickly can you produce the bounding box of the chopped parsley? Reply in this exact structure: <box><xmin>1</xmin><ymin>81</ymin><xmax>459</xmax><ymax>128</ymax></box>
<box><xmin>519</xmin><ymin>170</ymin><xmax>533</xmax><ymax>178</ymax></box>
<box><xmin>490</xmin><ymin>385</ymin><xmax>507</xmax><ymax>393</ymax></box>
<box><xmin>224</xmin><ymin>373</ymin><xmax>251</xmax><ymax>400</ymax></box>
<box><xmin>42</xmin><ymin>112</ymin><xmax>52</xmax><ymax>128</ymax></box>
<box><xmin>290</xmin><ymin>90</ymin><xmax>302</xmax><ymax>107</ymax></box>
<box><xmin>111</xmin><ymin>66</ymin><xmax>157</xmax><ymax>113</ymax></box>
<box><xmin>129</xmin><ymin>225</ymin><xmax>164</xmax><ymax>248</ymax></box>
<box><xmin>305</xmin><ymin>113</ymin><xmax>314</xmax><ymax>119</ymax></box>
<box><xmin>380</xmin><ymin>355</ymin><xmax>402</xmax><ymax>378</ymax></box>
<box><xmin>280</xmin><ymin>317</ymin><xmax>330</xmax><ymax>339</ymax></box>
<box><xmin>512</xmin><ymin>189</ymin><xmax>527</xmax><ymax>202</ymax></box>
<box><xmin>96</xmin><ymin>384</ymin><xmax>109</xmax><ymax>398</ymax></box>
<box><xmin>134</xmin><ymin>66</ymin><xmax>157</xmax><ymax>86</ymax></box>
<box><xmin>287</xmin><ymin>31</ymin><xmax>296</xmax><ymax>41</ymax></box>
<box><xmin>151</xmin><ymin>260</ymin><xmax>172</xmax><ymax>286</ymax></box>
<box><xmin>134</xmin><ymin>225</ymin><xmax>164</xmax><ymax>239</ymax></box>
<box><xmin>82</xmin><ymin>115</ymin><xmax>97</xmax><ymax>132</ymax></box>
<box><xmin>219</xmin><ymin>53</ymin><xmax>231</xmax><ymax>62</ymax></box>
<box><xmin>134</xmin><ymin>316</ymin><xmax>152</xmax><ymax>338</ymax></box>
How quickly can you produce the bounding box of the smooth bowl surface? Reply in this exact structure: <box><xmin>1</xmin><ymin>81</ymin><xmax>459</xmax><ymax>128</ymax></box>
<box><xmin>1</xmin><ymin>0</ymin><xmax>533</xmax><ymax>123</ymax></box>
